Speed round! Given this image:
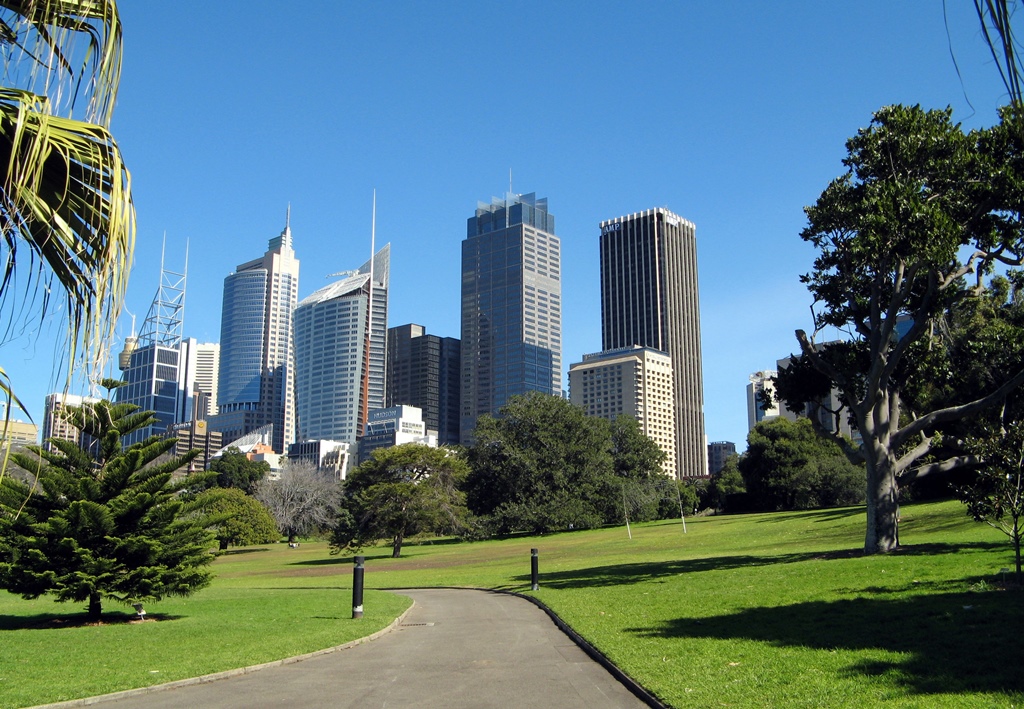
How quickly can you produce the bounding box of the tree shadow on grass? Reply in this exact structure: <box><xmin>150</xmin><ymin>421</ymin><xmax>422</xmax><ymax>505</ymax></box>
<box><xmin>628</xmin><ymin>589</ymin><xmax>1024</xmax><ymax>697</ymax></box>
<box><xmin>0</xmin><ymin>611</ymin><xmax>185</xmax><ymax>630</ymax></box>
<box><xmin>218</xmin><ymin>547</ymin><xmax>272</xmax><ymax>556</ymax></box>
<box><xmin>525</xmin><ymin>541</ymin><xmax>1005</xmax><ymax>590</ymax></box>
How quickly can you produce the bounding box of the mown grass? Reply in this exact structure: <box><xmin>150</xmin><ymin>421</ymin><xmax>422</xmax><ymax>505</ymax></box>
<box><xmin>2</xmin><ymin>500</ymin><xmax>1022</xmax><ymax>708</ymax></box>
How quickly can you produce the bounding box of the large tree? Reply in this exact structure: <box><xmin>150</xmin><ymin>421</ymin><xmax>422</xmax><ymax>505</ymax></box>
<box><xmin>254</xmin><ymin>461</ymin><xmax>339</xmax><ymax>544</ymax></box>
<box><xmin>0</xmin><ymin>382</ymin><xmax>216</xmax><ymax>621</ymax></box>
<box><xmin>464</xmin><ymin>392</ymin><xmax>617</xmax><ymax>535</ymax></box>
<box><xmin>332</xmin><ymin>444</ymin><xmax>469</xmax><ymax>558</ymax></box>
<box><xmin>789</xmin><ymin>104</ymin><xmax>1024</xmax><ymax>553</ymax></box>
<box><xmin>208</xmin><ymin>447</ymin><xmax>270</xmax><ymax>495</ymax></box>
<box><xmin>609</xmin><ymin>415</ymin><xmax>673</xmax><ymax>524</ymax></box>
<box><xmin>193</xmin><ymin>487</ymin><xmax>279</xmax><ymax>551</ymax></box>
<box><xmin>0</xmin><ymin>1</ymin><xmax>134</xmax><ymax>429</ymax></box>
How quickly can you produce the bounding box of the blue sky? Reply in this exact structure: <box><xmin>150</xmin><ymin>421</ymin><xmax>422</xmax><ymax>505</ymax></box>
<box><xmin>4</xmin><ymin>2</ymin><xmax>1015</xmax><ymax>451</ymax></box>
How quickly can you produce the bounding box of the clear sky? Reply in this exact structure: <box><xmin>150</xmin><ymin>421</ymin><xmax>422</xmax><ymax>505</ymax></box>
<box><xmin>3</xmin><ymin>2</ymin><xmax>1016</xmax><ymax>452</ymax></box>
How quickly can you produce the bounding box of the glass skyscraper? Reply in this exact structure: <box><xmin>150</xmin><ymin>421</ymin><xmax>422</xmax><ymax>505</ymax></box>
<box><xmin>293</xmin><ymin>245</ymin><xmax>389</xmax><ymax>444</ymax></box>
<box><xmin>460</xmin><ymin>192</ymin><xmax>562</xmax><ymax>441</ymax></box>
<box><xmin>599</xmin><ymin>207</ymin><xmax>706</xmax><ymax>477</ymax></box>
<box><xmin>211</xmin><ymin>217</ymin><xmax>299</xmax><ymax>454</ymax></box>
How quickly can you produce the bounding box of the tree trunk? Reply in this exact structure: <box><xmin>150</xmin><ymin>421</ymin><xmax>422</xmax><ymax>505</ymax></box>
<box><xmin>1013</xmin><ymin>519</ymin><xmax>1022</xmax><ymax>586</ymax></box>
<box><xmin>392</xmin><ymin>533</ymin><xmax>403</xmax><ymax>558</ymax></box>
<box><xmin>864</xmin><ymin>448</ymin><xmax>900</xmax><ymax>553</ymax></box>
<box><xmin>88</xmin><ymin>592</ymin><xmax>102</xmax><ymax>622</ymax></box>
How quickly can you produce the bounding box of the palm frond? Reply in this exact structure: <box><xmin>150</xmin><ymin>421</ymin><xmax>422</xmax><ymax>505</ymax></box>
<box><xmin>0</xmin><ymin>86</ymin><xmax>134</xmax><ymax>388</ymax></box>
<box><xmin>0</xmin><ymin>0</ymin><xmax>123</xmax><ymax>126</ymax></box>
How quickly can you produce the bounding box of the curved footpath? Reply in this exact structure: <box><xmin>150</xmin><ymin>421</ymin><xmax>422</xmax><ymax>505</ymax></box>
<box><xmin>39</xmin><ymin>588</ymin><xmax>658</xmax><ymax>709</ymax></box>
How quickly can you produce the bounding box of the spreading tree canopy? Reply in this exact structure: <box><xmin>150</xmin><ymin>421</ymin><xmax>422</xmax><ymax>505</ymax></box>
<box><xmin>0</xmin><ymin>382</ymin><xmax>216</xmax><ymax>621</ymax></box>
<box><xmin>332</xmin><ymin>443</ymin><xmax>469</xmax><ymax>558</ymax></box>
<box><xmin>254</xmin><ymin>461</ymin><xmax>340</xmax><ymax>544</ymax></box>
<box><xmin>785</xmin><ymin>104</ymin><xmax>1024</xmax><ymax>553</ymax></box>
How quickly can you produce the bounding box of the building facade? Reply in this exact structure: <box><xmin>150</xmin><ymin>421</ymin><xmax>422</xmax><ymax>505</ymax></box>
<box><xmin>287</xmin><ymin>439</ymin><xmax>354</xmax><ymax>480</ymax></box>
<box><xmin>747</xmin><ymin>370</ymin><xmax>779</xmax><ymax>431</ymax></box>
<box><xmin>211</xmin><ymin>217</ymin><xmax>299</xmax><ymax>453</ymax></box>
<box><xmin>358</xmin><ymin>405</ymin><xmax>437</xmax><ymax>464</ymax></box>
<box><xmin>599</xmin><ymin>207</ymin><xmax>706</xmax><ymax>477</ymax></box>
<box><xmin>568</xmin><ymin>346</ymin><xmax>677</xmax><ymax>478</ymax></box>
<box><xmin>42</xmin><ymin>393</ymin><xmax>100</xmax><ymax>453</ymax></box>
<box><xmin>116</xmin><ymin>256</ymin><xmax>192</xmax><ymax>445</ymax></box>
<box><xmin>193</xmin><ymin>342</ymin><xmax>220</xmax><ymax>419</ymax></box>
<box><xmin>386</xmin><ymin>323</ymin><xmax>461</xmax><ymax>445</ymax></box>
<box><xmin>461</xmin><ymin>192</ymin><xmax>562</xmax><ymax>441</ymax></box>
<box><xmin>707</xmin><ymin>440</ymin><xmax>737</xmax><ymax>475</ymax></box>
<box><xmin>293</xmin><ymin>245</ymin><xmax>389</xmax><ymax>446</ymax></box>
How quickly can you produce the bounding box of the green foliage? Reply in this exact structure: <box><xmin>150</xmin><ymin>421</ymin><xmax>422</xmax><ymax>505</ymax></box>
<box><xmin>332</xmin><ymin>444</ymin><xmax>469</xmax><ymax>557</ymax></box>
<box><xmin>609</xmin><ymin>415</ymin><xmax>675</xmax><ymax>523</ymax></box>
<box><xmin>788</xmin><ymin>104</ymin><xmax>1024</xmax><ymax>552</ymax></box>
<box><xmin>0</xmin><ymin>389</ymin><xmax>217</xmax><ymax>621</ymax></box>
<box><xmin>705</xmin><ymin>454</ymin><xmax>746</xmax><ymax>511</ymax></box>
<box><xmin>192</xmin><ymin>487</ymin><xmax>279</xmax><ymax>550</ymax></box>
<box><xmin>465</xmin><ymin>393</ymin><xmax>618</xmax><ymax>534</ymax></box>
<box><xmin>957</xmin><ymin>418</ymin><xmax>1024</xmax><ymax>583</ymax></box>
<box><xmin>740</xmin><ymin>418</ymin><xmax>864</xmax><ymax>512</ymax></box>
<box><xmin>208</xmin><ymin>447</ymin><xmax>271</xmax><ymax>495</ymax></box>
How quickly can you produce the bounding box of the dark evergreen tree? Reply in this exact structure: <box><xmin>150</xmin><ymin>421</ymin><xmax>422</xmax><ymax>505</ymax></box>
<box><xmin>0</xmin><ymin>381</ymin><xmax>217</xmax><ymax>621</ymax></box>
<box><xmin>465</xmin><ymin>393</ymin><xmax>617</xmax><ymax>534</ymax></box>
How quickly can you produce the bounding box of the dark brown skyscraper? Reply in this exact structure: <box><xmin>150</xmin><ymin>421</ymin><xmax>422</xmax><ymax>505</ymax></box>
<box><xmin>599</xmin><ymin>207</ymin><xmax>705</xmax><ymax>477</ymax></box>
<box><xmin>386</xmin><ymin>323</ymin><xmax>461</xmax><ymax>445</ymax></box>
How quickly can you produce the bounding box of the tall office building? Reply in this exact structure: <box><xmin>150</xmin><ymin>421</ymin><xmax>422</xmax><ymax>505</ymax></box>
<box><xmin>569</xmin><ymin>346</ymin><xmax>677</xmax><ymax>478</ymax></box>
<box><xmin>600</xmin><ymin>207</ymin><xmax>706</xmax><ymax>477</ymax></box>
<box><xmin>117</xmin><ymin>256</ymin><xmax>193</xmax><ymax>445</ymax></box>
<box><xmin>387</xmin><ymin>324</ymin><xmax>461</xmax><ymax>445</ymax></box>
<box><xmin>461</xmin><ymin>192</ymin><xmax>562</xmax><ymax>441</ymax></box>
<box><xmin>211</xmin><ymin>216</ymin><xmax>299</xmax><ymax>453</ymax></box>
<box><xmin>193</xmin><ymin>342</ymin><xmax>220</xmax><ymax>419</ymax></box>
<box><xmin>293</xmin><ymin>245</ymin><xmax>389</xmax><ymax>445</ymax></box>
<box><xmin>747</xmin><ymin>370</ymin><xmax>779</xmax><ymax>431</ymax></box>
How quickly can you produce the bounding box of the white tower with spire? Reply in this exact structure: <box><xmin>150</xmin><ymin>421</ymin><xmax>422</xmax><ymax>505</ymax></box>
<box><xmin>210</xmin><ymin>209</ymin><xmax>300</xmax><ymax>453</ymax></box>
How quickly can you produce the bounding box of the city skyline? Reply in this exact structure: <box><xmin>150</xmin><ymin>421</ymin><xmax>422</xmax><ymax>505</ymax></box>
<box><xmin>1</xmin><ymin>3</ymin><xmax>1014</xmax><ymax>453</ymax></box>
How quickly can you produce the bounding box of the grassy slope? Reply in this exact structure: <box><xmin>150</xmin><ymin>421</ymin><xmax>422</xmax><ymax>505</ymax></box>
<box><xmin>2</xmin><ymin>500</ymin><xmax>1022</xmax><ymax>707</ymax></box>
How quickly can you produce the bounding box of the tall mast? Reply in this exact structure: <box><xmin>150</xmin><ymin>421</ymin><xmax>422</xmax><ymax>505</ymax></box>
<box><xmin>360</xmin><ymin>191</ymin><xmax>377</xmax><ymax>435</ymax></box>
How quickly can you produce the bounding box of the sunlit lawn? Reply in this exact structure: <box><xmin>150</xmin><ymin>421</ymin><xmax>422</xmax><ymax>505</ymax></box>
<box><xmin>1</xmin><ymin>499</ymin><xmax>1021</xmax><ymax>708</ymax></box>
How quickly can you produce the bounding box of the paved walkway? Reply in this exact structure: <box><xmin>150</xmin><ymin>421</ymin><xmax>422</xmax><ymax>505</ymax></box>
<box><xmin>82</xmin><ymin>589</ymin><xmax>652</xmax><ymax>708</ymax></box>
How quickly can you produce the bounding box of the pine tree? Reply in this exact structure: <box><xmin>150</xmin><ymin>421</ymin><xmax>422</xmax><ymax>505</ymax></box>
<box><xmin>0</xmin><ymin>381</ymin><xmax>217</xmax><ymax>621</ymax></box>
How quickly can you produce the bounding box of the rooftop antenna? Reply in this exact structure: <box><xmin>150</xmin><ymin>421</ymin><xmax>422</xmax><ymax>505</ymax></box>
<box><xmin>509</xmin><ymin>168</ymin><xmax>513</xmax><ymax>196</ymax></box>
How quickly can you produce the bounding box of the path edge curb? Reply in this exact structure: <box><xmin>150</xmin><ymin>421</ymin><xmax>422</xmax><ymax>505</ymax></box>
<box><xmin>485</xmin><ymin>587</ymin><xmax>668</xmax><ymax>709</ymax></box>
<box><xmin>28</xmin><ymin>600</ymin><xmax>418</xmax><ymax>708</ymax></box>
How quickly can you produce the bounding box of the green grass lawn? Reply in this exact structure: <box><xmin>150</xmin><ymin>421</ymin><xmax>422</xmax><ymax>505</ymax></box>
<box><xmin>2</xmin><ymin>499</ymin><xmax>1022</xmax><ymax>708</ymax></box>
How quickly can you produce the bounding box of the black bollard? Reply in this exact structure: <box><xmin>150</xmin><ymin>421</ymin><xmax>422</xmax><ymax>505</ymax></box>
<box><xmin>531</xmin><ymin>548</ymin><xmax>539</xmax><ymax>591</ymax></box>
<box><xmin>352</xmin><ymin>555</ymin><xmax>365</xmax><ymax>619</ymax></box>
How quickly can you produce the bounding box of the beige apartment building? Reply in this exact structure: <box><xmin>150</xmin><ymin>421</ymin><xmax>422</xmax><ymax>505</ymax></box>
<box><xmin>569</xmin><ymin>346</ymin><xmax>677</xmax><ymax>479</ymax></box>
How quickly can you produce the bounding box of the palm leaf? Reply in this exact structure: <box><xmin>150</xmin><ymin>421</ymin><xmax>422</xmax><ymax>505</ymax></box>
<box><xmin>0</xmin><ymin>0</ymin><xmax>123</xmax><ymax>127</ymax></box>
<box><xmin>0</xmin><ymin>86</ymin><xmax>134</xmax><ymax>391</ymax></box>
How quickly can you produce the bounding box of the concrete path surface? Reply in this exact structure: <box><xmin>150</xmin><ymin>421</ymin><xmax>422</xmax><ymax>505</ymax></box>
<box><xmin>81</xmin><ymin>588</ymin><xmax>653</xmax><ymax>708</ymax></box>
